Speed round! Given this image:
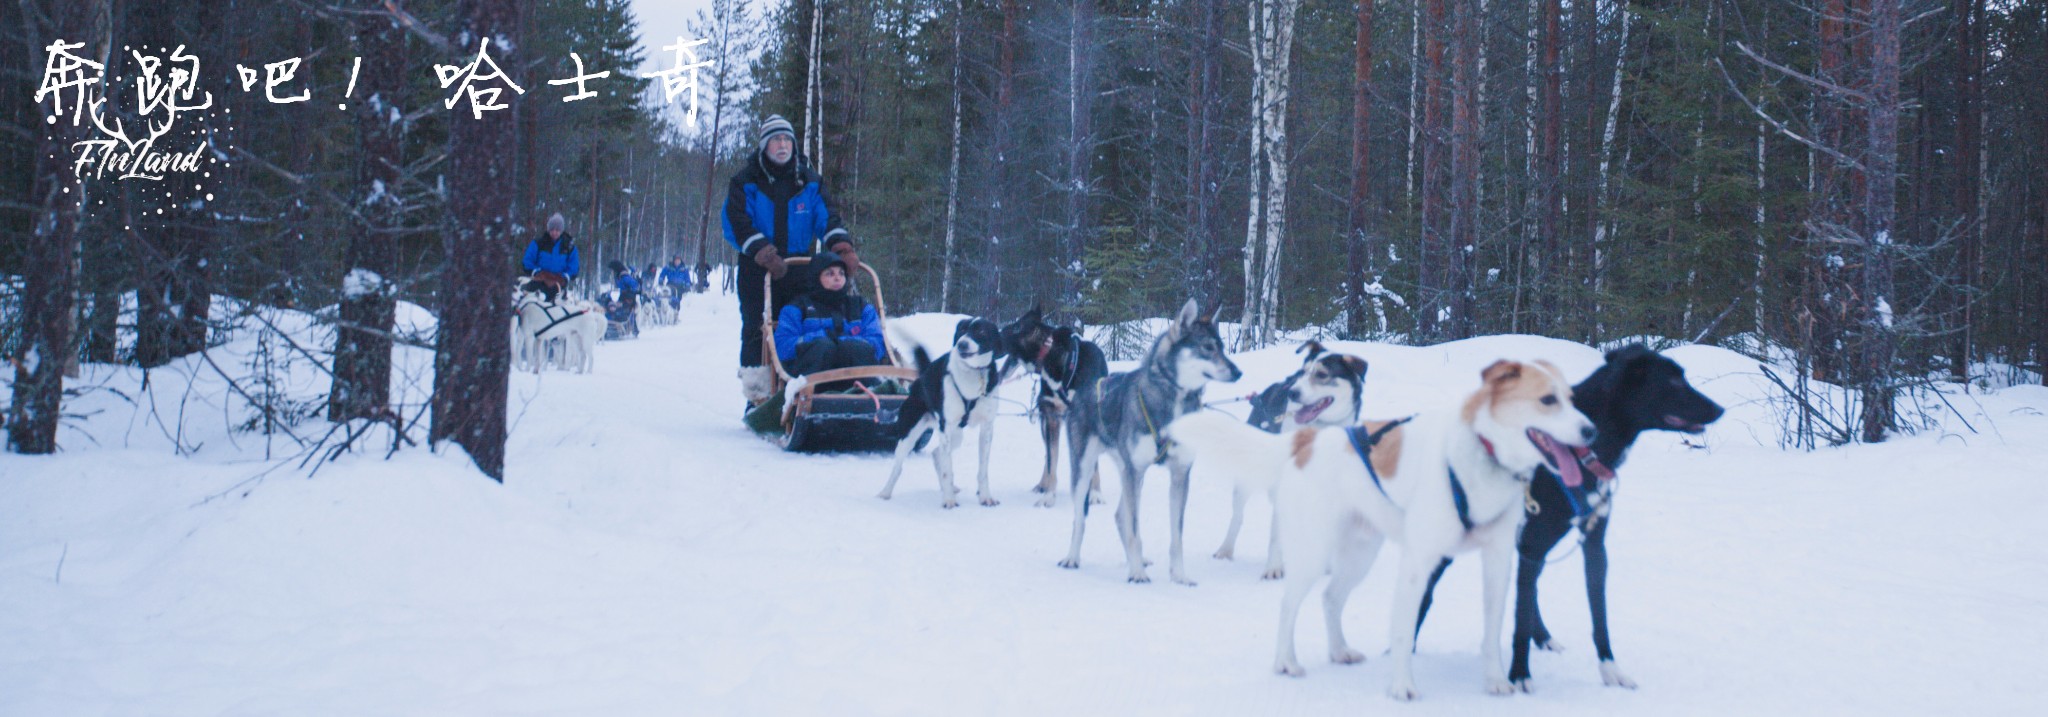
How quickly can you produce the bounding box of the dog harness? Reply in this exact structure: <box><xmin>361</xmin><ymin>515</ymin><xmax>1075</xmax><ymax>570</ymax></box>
<box><xmin>1096</xmin><ymin>375</ymin><xmax>1174</xmax><ymax>465</ymax></box>
<box><xmin>520</xmin><ymin>300</ymin><xmax>592</xmax><ymax>338</ymax></box>
<box><xmin>1343</xmin><ymin>417</ymin><xmax>1412</xmax><ymax>499</ymax></box>
<box><xmin>945</xmin><ymin>360</ymin><xmax>1000</xmax><ymax>429</ymax></box>
<box><xmin>1345</xmin><ymin>416</ymin><xmax>1474</xmax><ymax>531</ymax></box>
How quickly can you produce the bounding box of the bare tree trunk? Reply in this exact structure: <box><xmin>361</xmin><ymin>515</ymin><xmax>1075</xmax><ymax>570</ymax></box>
<box><xmin>1242</xmin><ymin>0</ymin><xmax>1267</xmax><ymax>341</ymax></box>
<box><xmin>1186</xmin><ymin>0</ymin><xmax>1224</xmax><ymax>309</ymax></box>
<box><xmin>1064</xmin><ymin>0</ymin><xmax>1096</xmax><ymax>311</ymax></box>
<box><xmin>1417</xmin><ymin>0</ymin><xmax>1447</xmax><ymax>340</ymax></box>
<box><xmin>431</xmin><ymin>0</ymin><xmax>519</xmax><ymax>481</ymax></box>
<box><xmin>985</xmin><ymin>0</ymin><xmax>1019</xmax><ymax>312</ymax></box>
<box><xmin>693</xmin><ymin>0</ymin><xmax>741</xmax><ymax>266</ymax></box>
<box><xmin>1534</xmin><ymin>0</ymin><xmax>1562</xmax><ymax>332</ymax></box>
<box><xmin>940</xmin><ymin>0</ymin><xmax>963</xmax><ymax>311</ymax></box>
<box><xmin>1405</xmin><ymin>0</ymin><xmax>1420</xmax><ymax>208</ymax></box>
<box><xmin>1948</xmin><ymin>0</ymin><xmax>1984</xmax><ymax>380</ymax></box>
<box><xmin>9</xmin><ymin>0</ymin><xmax>104</xmax><ymax>453</ymax></box>
<box><xmin>1855</xmin><ymin>0</ymin><xmax>1901</xmax><ymax>442</ymax></box>
<box><xmin>1445</xmin><ymin>0</ymin><xmax>1478</xmax><ymax>339</ymax></box>
<box><xmin>1589</xmin><ymin>1</ymin><xmax>1630</xmax><ymax>331</ymax></box>
<box><xmin>805</xmin><ymin>0</ymin><xmax>825</xmax><ymax>168</ymax></box>
<box><xmin>1345</xmin><ymin>0</ymin><xmax>1377</xmax><ymax>338</ymax></box>
<box><xmin>330</xmin><ymin>2</ymin><xmax>406</xmax><ymax>422</ymax></box>
<box><xmin>1251</xmin><ymin>0</ymin><xmax>1301</xmax><ymax>346</ymax></box>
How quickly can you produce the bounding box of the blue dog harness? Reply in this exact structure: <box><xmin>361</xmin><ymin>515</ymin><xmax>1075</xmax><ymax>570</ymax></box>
<box><xmin>1345</xmin><ymin>416</ymin><xmax>1477</xmax><ymax>532</ymax></box>
<box><xmin>1343</xmin><ymin>416</ymin><xmax>1412</xmax><ymax>497</ymax></box>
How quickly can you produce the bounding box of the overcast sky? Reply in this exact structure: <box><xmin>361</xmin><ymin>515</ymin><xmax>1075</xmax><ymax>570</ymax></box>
<box><xmin>629</xmin><ymin>0</ymin><xmax>733</xmax><ymax>129</ymax></box>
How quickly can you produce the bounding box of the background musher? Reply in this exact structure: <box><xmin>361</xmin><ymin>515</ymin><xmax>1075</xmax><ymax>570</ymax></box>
<box><xmin>659</xmin><ymin>255</ymin><xmax>693</xmax><ymax>310</ymax></box>
<box><xmin>724</xmin><ymin>114</ymin><xmax>862</xmax><ymax>404</ymax></box>
<box><xmin>521</xmin><ymin>213</ymin><xmax>580</xmax><ymax>302</ymax></box>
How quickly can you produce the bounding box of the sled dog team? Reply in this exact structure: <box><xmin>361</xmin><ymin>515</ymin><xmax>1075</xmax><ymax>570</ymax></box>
<box><xmin>878</xmin><ymin>298</ymin><xmax>1724</xmax><ymax>700</ymax></box>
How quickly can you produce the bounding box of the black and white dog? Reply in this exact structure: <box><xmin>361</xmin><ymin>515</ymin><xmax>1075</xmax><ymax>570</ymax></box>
<box><xmin>1057</xmin><ymin>299</ymin><xmax>1242</xmax><ymax>585</ymax></box>
<box><xmin>999</xmin><ymin>306</ymin><xmax>1112</xmax><ymax>508</ymax></box>
<box><xmin>1416</xmin><ymin>344</ymin><xmax>1724</xmax><ymax>691</ymax></box>
<box><xmin>1219</xmin><ymin>341</ymin><xmax>1369</xmax><ymax>578</ymax></box>
<box><xmin>877</xmin><ymin>318</ymin><xmax>1010</xmax><ymax>508</ymax></box>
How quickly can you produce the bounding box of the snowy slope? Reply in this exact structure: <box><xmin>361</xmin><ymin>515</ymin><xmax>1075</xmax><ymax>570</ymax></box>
<box><xmin>4</xmin><ymin>292</ymin><xmax>2047</xmax><ymax>716</ymax></box>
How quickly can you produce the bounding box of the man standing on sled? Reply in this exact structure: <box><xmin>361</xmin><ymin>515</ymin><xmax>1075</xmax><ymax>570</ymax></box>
<box><xmin>521</xmin><ymin>213</ymin><xmax>581</xmax><ymax>302</ymax></box>
<box><xmin>724</xmin><ymin>114</ymin><xmax>862</xmax><ymax>404</ymax></box>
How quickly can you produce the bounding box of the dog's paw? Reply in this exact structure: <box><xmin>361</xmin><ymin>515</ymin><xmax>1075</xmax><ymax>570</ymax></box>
<box><xmin>1126</xmin><ymin>570</ymin><xmax>1151</xmax><ymax>584</ymax></box>
<box><xmin>1331</xmin><ymin>648</ymin><xmax>1366</xmax><ymax>665</ymax></box>
<box><xmin>1170</xmin><ymin>572</ymin><xmax>1196</xmax><ymax>587</ymax></box>
<box><xmin>1599</xmin><ymin>661</ymin><xmax>1636</xmax><ymax>689</ymax></box>
<box><xmin>1511</xmin><ymin>678</ymin><xmax>1533</xmax><ymax>693</ymax></box>
<box><xmin>1260</xmin><ymin>567</ymin><xmax>1285</xmax><ymax>581</ymax></box>
<box><xmin>1386</xmin><ymin>682</ymin><xmax>1420</xmax><ymax>702</ymax></box>
<box><xmin>980</xmin><ymin>495</ymin><xmax>999</xmax><ymax>507</ymax></box>
<box><xmin>876</xmin><ymin>490</ymin><xmax>893</xmax><ymax>500</ymax></box>
<box><xmin>1534</xmin><ymin>638</ymin><xmax>1564</xmax><ymax>653</ymax></box>
<box><xmin>941</xmin><ymin>498</ymin><xmax>959</xmax><ymax>509</ymax></box>
<box><xmin>1275</xmin><ymin>660</ymin><xmax>1306</xmax><ymax>678</ymax></box>
<box><xmin>1032</xmin><ymin>482</ymin><xmax>1053</xmax><ymax>494</ymax></box>
<box><xmin>1213</xmin><ymin>547</ymin><xmax>1235</xmax><ymax>560</ymax></box>
<box><xmin>1057</xmin><ymin>558</ymin><xmax>1080</xmax><ymax>569</ymax></box>
<box><xmin>1088</xmin><ymin>491</ymin><xmax>1106</xmax><ymax>506</ymax></box>
<box><xmin>1034</xmin><ymin>494</ymin><xmax>1057</xmax><ymax>508</ymax></box>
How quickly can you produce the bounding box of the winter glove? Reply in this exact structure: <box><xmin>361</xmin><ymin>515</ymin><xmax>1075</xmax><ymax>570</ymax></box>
<box><xmin>752</xmin><ymin>245</ymin><xmax>788</xmax><ymax>279</ymax></box>
<box><xmin>830</xmin><ymin>241</ymin><xmax>862</xmax><ymax>277</ymax></box>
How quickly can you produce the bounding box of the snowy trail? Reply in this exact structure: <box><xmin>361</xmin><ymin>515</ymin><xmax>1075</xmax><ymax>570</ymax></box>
<box><xmin>4</xmin><ymin>291</ymin><xmax>2047</xmax><ymax>715</ymax></box>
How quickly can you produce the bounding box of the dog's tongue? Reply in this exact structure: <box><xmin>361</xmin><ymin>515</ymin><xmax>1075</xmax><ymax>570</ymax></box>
<box><xmin>1294</xmin><ymin>397</ymin><xmax>1333</xmax><ymax>424</ymax></box>
<box><xmin>1542</xmin><ymin>434</ymin><xmax>1586</xmax><ymax>488</ymax></box>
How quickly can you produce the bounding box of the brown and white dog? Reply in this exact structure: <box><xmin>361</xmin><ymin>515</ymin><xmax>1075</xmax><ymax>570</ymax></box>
<box><xmin>1218</xmin><ymin>342</ymin><xmax>1368</xmax><ymax>579</ymax></box>
<box><xmin>1168</xmin><ymin>359</ymin><xmax>1596</xmax><ymax>700</ymax></box>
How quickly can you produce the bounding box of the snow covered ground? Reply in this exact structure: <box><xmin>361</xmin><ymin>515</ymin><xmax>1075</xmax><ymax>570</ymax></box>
<box><xmin>5</xmin><ymin>291</ymin><xmax>2047</xmax><ymax>716</ymax></box>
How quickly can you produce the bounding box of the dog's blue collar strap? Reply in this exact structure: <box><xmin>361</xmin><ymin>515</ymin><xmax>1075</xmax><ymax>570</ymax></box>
<box><xmin>1343</xmin><ymin>417</ymin><xmax>1412</xmax><ymax>500</ymax></box>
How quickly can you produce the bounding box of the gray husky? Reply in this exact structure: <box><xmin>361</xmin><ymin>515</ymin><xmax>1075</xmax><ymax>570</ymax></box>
<box><xmin>1057</xmin><ymin>299</ymin><xmax>1243</xmax><ymax>585</ymax></box>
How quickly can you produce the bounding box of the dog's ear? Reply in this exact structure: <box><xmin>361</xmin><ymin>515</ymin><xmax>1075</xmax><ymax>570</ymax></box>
<box><xmin>1296</xmin><ymin>340</ymin><xmax>1326</xmax><ymax>360</ymax></box>
<box><xmin>1021</xmin><ymin>304</ymin><xmax>1043</xmax><ymax>324</ymax></box>
<box><xmin>1481</xmin><ymin>360</ymin><xmax>1523</xmax><ymax>390</ymax></box>
<box><xmin>954</xmin><ymin>318</ymin><xmax>973</xmax><ymax>338</ymax></box>
<box><xmin>1176</xmin><ymin>298</ymin><xmax>1203</xmax><ymax>329</ymax></box>
<box><xmin>1343</xmin><ymin>356</ymin><xmax>1368</xmax><ymax>380</ymax></box>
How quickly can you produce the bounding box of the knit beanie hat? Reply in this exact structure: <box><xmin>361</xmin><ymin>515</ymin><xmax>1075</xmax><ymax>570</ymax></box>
<box><xmin>759</xmin><ymin>115</ymin><xmax>795</xmax><ymax>146</ymax></box>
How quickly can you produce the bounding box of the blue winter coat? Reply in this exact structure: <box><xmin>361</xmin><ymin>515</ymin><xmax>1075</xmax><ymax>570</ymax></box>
<box><xmin>722</xmin><ymin>150</ymin><xmax>849</xmax><ymax>258</ymax></box>
<box><xmin>658</xmin><ymin>264</ymin><xmax>693</xmax><ymax>288</ymax></box>
<box><xmin>522</xmin><ymin>234</ymin><xmax>581</xmax><ymax>278</ymax></box>
<box><xmin>615</xmin><ymin>272</ymin><xmax>642</xmax><ymax>299</ymax></box>
<box><xmin>774</xmin><ymin>292</ymin><xmax>885</xmax><ymax>363</ymax></box>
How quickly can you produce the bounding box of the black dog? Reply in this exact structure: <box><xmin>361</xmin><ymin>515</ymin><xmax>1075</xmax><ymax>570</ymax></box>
<box><xmin>999</xmin><ymin>306</ymin><xmax>1111</xmax><ymax>508</ymax></box>
<box><xmin>1416</xmin><ymin>344</ymin><xmax>1724</xmax><ymax>691</ymax></box>
<box><xmin>877</xmin><ymin>318</ymin><xmax>1008</xmax><ymax>508</ymax></box>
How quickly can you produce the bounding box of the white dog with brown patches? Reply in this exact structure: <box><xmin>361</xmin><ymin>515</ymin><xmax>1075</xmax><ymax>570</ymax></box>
<box><xmin>1169</xmin><ymin>359</ymin><xmax>1597</xmax><ymax>700</ymax></box>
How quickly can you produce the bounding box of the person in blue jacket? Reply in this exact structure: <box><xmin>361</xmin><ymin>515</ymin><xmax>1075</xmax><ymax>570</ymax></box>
<box><xmin>775</xmin><ymin>252</ymin><xmax>884</xmax><ymax>382</ymax></box>
<box><xmin>605</xmin><ymin>260</ymin><xmax>642</xmax><ymax>334</ymax></box>
<box><xmin>726</xmin><ymin>114</ymin><xmax>862</xmax><ymax>403</ymax></box>
<box><xmin>521</xmin><ymin>213</ymin><xmax>580</xmax><ymax>301</ymax></box>
<box><xmin>657</xmin><ymin>255</ymin><xmax>692</xmax><ymax>310</ymax></box>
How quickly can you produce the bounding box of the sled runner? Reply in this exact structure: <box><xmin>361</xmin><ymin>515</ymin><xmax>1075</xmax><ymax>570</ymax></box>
<box><xmin>747</xmin><ymin>256</ymin><xmax>918</xmax><ymax>452</ymax></box>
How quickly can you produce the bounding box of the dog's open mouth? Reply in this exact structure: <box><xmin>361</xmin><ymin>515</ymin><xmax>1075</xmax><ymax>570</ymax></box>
<box><xmin>1663</xmin><ymin>414</ymin><xmax>1708</xmax><ymax>434</ymax></box>
<box><xmin>1526</xmin><ymin>429</ymin><xmax>1612</xmax><ymax>488</ymax></box>
<box><xmin>1293</xmin><ymin>396</ymin><xmax>1334</xmax><ymax>425</ymax></box>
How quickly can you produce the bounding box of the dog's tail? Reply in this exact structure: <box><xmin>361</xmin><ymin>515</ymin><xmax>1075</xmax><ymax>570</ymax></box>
<box><xmin>1166</xmin><ymin>411</ymin><xmax>1296</xmax><ymax>497</ymax></box>
<box><xmin>884</xmin><ymin>347</ymin><xmax>938</xmax><ymax>449</ymax></box>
